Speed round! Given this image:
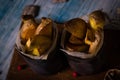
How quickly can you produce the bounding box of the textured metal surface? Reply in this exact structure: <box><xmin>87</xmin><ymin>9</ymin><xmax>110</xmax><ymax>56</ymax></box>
<box><xmin>0</xmin><ymin>0</ymin><xmax>120</xmax><ymax>80</ymax></box>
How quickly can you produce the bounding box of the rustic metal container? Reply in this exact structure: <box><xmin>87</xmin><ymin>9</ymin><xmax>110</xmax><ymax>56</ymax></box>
<box><xmin>15</xmin><ymin>22</ymin><xmax>67</xmax><ymax>75</ymax></box>
<box><xmin>61</xmin><ymin>29</ymin><xmax>104</xmax><ymax>75</ymax></box>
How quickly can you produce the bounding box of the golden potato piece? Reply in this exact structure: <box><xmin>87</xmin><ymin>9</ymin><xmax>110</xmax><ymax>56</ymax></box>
<box><xmin>35</xmin><ymin>17</ymin><xmax>53</xmax><ymax>38</ymax></box>
<box><xmin>65</xmin><ymin>42</ymin><xmax>90</xmax><ymax>52</ymax></box>
<box><xmin>25</xmin><ymin>35</ymin><xmax>52</xmax><ymax>56</ymax></box>
<box><xmin>86</xmin><ymin>27</ymin><xmax>95</xmax><ymax>42</ymax></box>
<box><xmin>89</xmin><ymin>10</ymin><xmax>106</xmax><ymax>30</ymax></box>
<box><xmin>20</xmin><ymin>15</ymin><xmax>38</xmax><ymax>45</ymax></box>
<box><xmin>69</xmin><ymin>35</ymin><xmax>84</xmax><ymax>45</ymax></box>
<box><xmin>64</xmin><ymin>18</ymin><xmax>87</xmax><ymax>39</ymax></box>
